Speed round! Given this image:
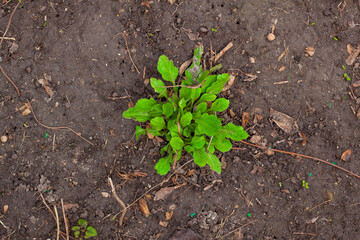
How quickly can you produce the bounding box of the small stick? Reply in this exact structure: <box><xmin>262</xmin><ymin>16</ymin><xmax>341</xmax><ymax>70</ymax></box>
<box><xmin>293</xmin><ymin>232</ymin><xmax>317</xmax><ymax>236</ymax></box>
<box><xmin>114</xmin><ymin>33</ymin><xmax>141</xmax><ymax>74</ymax></box>
<box><xmin>273</xmin><ymin>81</ymin><xmax>289</xmax><ymax>85</ymax></box>
<box><xmin>39</xmin><ymin>192</ymin><xmax>56</xmax><ymax>221</ymax></box>
<box><xmin>104</xmin><ymin>96</ymin><xmax>130</xmax><ymax>100</ymax></box>
<box><xmin>61</xmin><ymin>199</ymin><xmax>70</xmax><ymax>240</ymax></box>
<box><xmin>108</xmin><ymin>177</ymin><xmax>127</xmax><ymax>227</ymax></box>
<box><xmin>0</xmin><ymin>64</ymin><xmax>20</xmax><ymax>96</ymax></box>
<box><xmin>210</xmin><ymin>40</ymin><xmax>213</xmax><ymax>69</ymax></box>
<box><xmin>214</xmin><ymin>42</ymin><xmax>233</xmax><ymax>63</ymax></box>
<box><xmin>233</xmin><ymin>141</ymin><xmax>360</xmax><ymax>179</ymax></box>
<box><xmin>215</xmin><ymin>209</ymin><xmax>236</xmax><ymax>238</ymax></box>
<box><xmin>143</xmin><ymin>66</ymin><xmax>146</xmax><ymax>79</ymax></box>
<box><xmin>29</xmin><ymin>102</ymin><xmax>94</xmax><ymax>146</ymax></box>
<box><xmin>217</xmin><ymin>221</ymin><xmax>255</xmax><ymax>239</ymax></box>
<box><xmin>53</xmin><ymin>204</ymin><xmax>60</xmax><ymax>240</ymax></box>
<box><xmin>0</xmin><ymin>0</ymin><xmax>21</xmax><ymax>47</ymax></box>
<box><xmin>0</xmin><ymin>37</ymin><xmax>15</xmax><ymax>41</ymax></box>
<box><xmin>52</xmin><ymin>134</ymin><xmax>56</xmax><ymax>152</ymax></box>
<box><xmin>309</xmin><ymin>199</ymin><xmax>332</xmax><ymax>211</ymax></box>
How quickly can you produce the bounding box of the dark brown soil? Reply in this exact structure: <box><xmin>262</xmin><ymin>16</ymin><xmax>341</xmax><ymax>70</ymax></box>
<box><xmin>1</xmin><ymin>0</ymin><xmax>360</xmax><ymax>239</ymax></box>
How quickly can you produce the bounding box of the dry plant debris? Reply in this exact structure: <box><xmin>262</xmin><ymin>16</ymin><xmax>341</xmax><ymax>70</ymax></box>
<box><xmin>270</xmin><ymin>108</ymin><xmax>299</xmax><ymax>134</ymax></box>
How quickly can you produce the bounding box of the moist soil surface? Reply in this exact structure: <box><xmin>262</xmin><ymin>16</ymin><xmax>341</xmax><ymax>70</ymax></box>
<box><xmin>1</xmin><ymin>0</ymin><xmax>360</xmax><ymax>239</ymax></box>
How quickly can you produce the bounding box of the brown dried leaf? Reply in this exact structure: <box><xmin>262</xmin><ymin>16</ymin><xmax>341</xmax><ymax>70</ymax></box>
<box><xmin>341</xmin><ymin>149</ymin><xmax>352</xmax><ymax>161</ymax></box>
<box><xmin>154</xmin><ymin>186</ymin><xmax>177</xmax><ymax>201</ymax></box>
<box><xmin>347</xmin><ymin>44</ymin><xmax>355</xmax><ymax>55</ymax></box>
<box><xmin>229</xmin><ymin>109</ymin><xmax>236</xmax><ymax>118</ymax></box>
<box><xmin>165</xmin><ymin>211</ymin><xmax>174</xmax><ymax>221</ymax></box>
<box><xmin>168</xmin><ymin>0</ymin><xmax>175</xmax><ymax>4</ymax></box>
<box><xmin>300</xmin><ymin>132</ymin><xmax>307</xmax><ymax>146</ymax></box>
<box><xmin>242</xmin><ymin>112</ymin><xmax>250</xmax><ymax>128</ymax></box>
<box><xmin>3</xmin><ymin>205</ymin><xmax>8</xmax><ymax>215</ymax></box>
<box><xmin>144</xmin><ymin>78</ymin><xmax>150</xmax><ymax>86</ymax></box>
<box><xmin>221</xmin><ymin>156</ymin><xmax>227</xmax><ymax>169</ymax></box>
<box><xmin>159</xmin><ymin>220</ymin><xmax>168</xmax><ymax>227</ymax></box>
<box><xmin>187</xmin><ymin>169</ymin><xmax>196</xmax><ymax>177</ymax></box>
<box><xmin>249</xmin><ymin>135</ymin><xmax>261</xmax><ymax>145</ymax></box>
<box><xmin>222</xmin><ymin>74</ymin><xmax>236</xmax><ymax>91</ymax></box>
<box><xmin>277</xmin><ymin>47</ymin><xmax>289</xmax><ymax>62</ymax></box>
<box><xmin>352</xmin><ymin>80</ymin><xmax>360</xmax><ymax>88</ymax></box>
<box><xmin>304</xmin><ymin>47</ymin><xmax>315</xmax><ymax>56</ymax></box>
<box><xmin>265</xmin><ymin>149</ymin><xmax>274</xmax><ymax>156</ymax></box>
<box><xmin>281</xmin><ymin>189</ymin><xmax>290</xmax><ymax>194</ymax></box>
<box><xmin>154</xmin><ymin>136</ymin><xmax>164</xmax><ymax>143</ymax></box>
<box><xmin>141</xmin><ymin>0</ymin><xmax>153</xmax><ymax>8</ymax></box>
<box><xmin>179</xmin><ymin>59</ymin><xmax>192</xmax><ymax>76</ymax></box>
<box><xmin>345</xmin><ymin>47</ymin><xmax>360</xmax><ymax>65</ymax></box>
<box><xmin>21</xmin><ymin>108</ymin><xmax>32</xmax><ymax>116</ymax></box>
<box><xmin>139</xmin><ymin>198</ymin><xmax>150</xmax><ymax>217</ymax></box>
<box><xmin>270</xmin><ymin>108</ymin><xmax>298</xmax><ymax>134</ymax></box>
<box><xmin>278</xmin><ymin>66</ymin><xmax>286</xmax><ymax>72</ymax></box>
<box><xmin>44</xmin><ymin>85</ymin><xmax>54</xmax><ymax>98</ymax></box>
<box><xmin>62</xmin><ymin>203</ymin><xmax>79</xmax><ymax>211</ymax></box>
<box><xmin>250</xmin><ymin>165</ymin><xmax>264</xmax><ymax>175</ymax></box>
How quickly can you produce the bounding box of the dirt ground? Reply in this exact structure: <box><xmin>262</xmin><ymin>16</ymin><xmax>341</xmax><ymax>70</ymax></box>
<box><xmin>1</xmin><ymin>0</ymin><xmax>360</xmax><ymax>239</ymax></box>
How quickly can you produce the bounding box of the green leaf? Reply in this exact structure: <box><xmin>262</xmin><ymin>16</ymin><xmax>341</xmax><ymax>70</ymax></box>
<box><xmin>74</xmin><ymin>230</ymin><xmax>80</xmax><ymax>238</ymax></box>
<box><xmin>85</xmin><ymin>226</ymin><xmax>98</xmax><ymax>238</ymax></box>
<box><xmin>201</xmin><ymin>75</ymin><xmax>217</xmax><ymax>93</ymax></box>
<box><xmin>178</xmin><ymin>98</ymin><xmax>187</xmax><ymax>110</ymax></box>
<box><xmin>183</xmin><ymin>127</ymin><xmax>192</xmax><ymax>137</ymax></box>
<box><xmin>206</xmin><ymin>73</ymin><xmax>230</xmax><ymax>94</ymax></box>
<box><xmin>210</xmin><ymin>98</ymin><xmax>229</xmax><ymax>112</ymax></box>
<box><xmin>150</xmin><ymin>117</ymin><xmax>166</xmax><ymax>131</ymax></box>
<box><xmin>192</xmin><ymin>148</ymin><xmax>207</xmax><ymax>167</ymax></box>
<box><xmin>195</xmin><ymin>113</ymin><xmax>222</xmax><ymax>136</ymax></box>
<box><xmin>72</xmin><ymin>226</ymin><xmax>80</xmax><ymax>231</ymax></box>
<box><xmin>185</xmin><ymin>70</ymin><xmax>193</xmax><ymax>85</ymax></box>
<box><xmin>195</xmin><ymin>102</ymin><xmax>208</xmax><ymax>113</ymax></box>
<box><xmin>155</xmin><ymin>155</ymin><xmax>171</xmax><ymax>175</ymax></box>
<box><xmin>123</xmin><ymin>98</ymin><xmax>159</xmax><ymax>122</ymax></box>
<box><xmin>162</xmin><ymin>102</ymin><xmax>174</xmax><ymax>118</ymax></box>
<box><xmin>78</xmin><ymin>219</ymin><xmax>88</xmax><ymax>227</ymax></box>
<box><xmin>206</xmin><ymin>152</ymin><xmax>221</xmax><ymax>173</ymax></box>
<box><xmin>197</xmin><ymin>93</ymin><xmax>216</xmax><ymax>104</ymax></box>
<box><xmin>158</xmin><ymin>55</ymin><xmax>178</xmax><ymax>84</ymax></box>
<box><xmin>180</xmin><ymin>112</ymin><xmax>193</xmax><ymax>127</ymax></box>
<box><xmin>170</xmin><ymin>137</ymin><xmax>184</xmax><ymax>150</ymax></box>
<box><xmin>191</xmin><ymin>135</ymin><xmax>205</xmax><ymax>149</ymax></box>
<box><xmin>150</xmin><ymin>78</ymin><xmax>168</xmax><ymax>98</ymax></box>
<box><xmin>209</xmin><ymin>64</ymin><xmax>222</xmax><ymax>73</ymax></box>
<box><xmin>223</xmin><ymin>123</ymin><xmax>248</xmax><ymax>141</ymax></box>
<box><xmin>135</xmin><ymin>126</ymin><xmax>146</xmax><ymax>140</ymax></box>
<box><xmin>193</xmin><ymin>45</ymin><xmax>203</xmax><ymax>67</ymax></box>
<box><xmin>213</xmin><ymin>135</ymin><xmax>232</xmax><ymax>152</ymax></box>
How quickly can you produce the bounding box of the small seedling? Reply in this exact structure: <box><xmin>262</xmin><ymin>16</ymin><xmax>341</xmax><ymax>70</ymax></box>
<box><xmin>71</xmin><ymin>219</ymin><xmax>97</xmax><ymax>239</ymax></box>
<box><xmin>123</xmin><ymin>45</ymin><xmax>248</xmax><ymax>175</ymax></box>
<box><xmin>302</xmin><ymin>180</ymin><xmax>309</xmax><ymax>189</ymax></box>
<box><xmin>344</xmin><ymin>73</ymin><xmax>351</xmax><ymax>81</ymax></box>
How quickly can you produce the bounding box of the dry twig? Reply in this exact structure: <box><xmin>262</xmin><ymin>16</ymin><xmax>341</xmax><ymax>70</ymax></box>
<box><xmin>233</xmin><ymin>141</ymin><xmax>360</xmax><ymax>179</ymax></box>
<box><xmin>217</xmin><ymin>221</ymin><xmax>255</xmax><ymax>239</ymax></box>
<box><xmin>53</xmin><ymin>204</ymin><xmax>60</xmax><ymax>240</ymax></box>
<box><xmin>113</xmin><ymin>32</ymin><xmax>140</xmax><ymax>74</ymax></box>
<box><xmin>108</xmin><ymin>177</ymin><xmax>127</xmax><ymax>227</ymax></box>
<box><xmin>214</xmin><ymin>42</ymin><xmax>233</xmax><ymax>63</ymax></box>
<box><xmin>0</xmin><ymin>37</ymin><xmax>15</xmax><ymax>41</ymax></box>
<box><xmin>0</xmin><ymin>64</ymin><xmax>20</xmax><ymax>96</ymax></box>
<box><xmin>29</xmin><ymin>102</ymin><xmax>94</xmax><ymax>146</ymax></box>
<box><xmin>61</xmin><ymin>199</ymin><xmax>70</xmax><ymax>240</ymax></box>
<box><xmin>0</xmin><ymin>0</ymin><xmax>21</xmax><ymax>47</ymax></box>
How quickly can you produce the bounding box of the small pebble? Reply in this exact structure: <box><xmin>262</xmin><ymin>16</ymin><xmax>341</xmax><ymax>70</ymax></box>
<box><xmin>267</xmin><ymin>33</ymin><xmax>275</xmax><ymax>41</ymax></box>
<box><xmin>249</xmin><ymin>57</ymin><xmax>256</xmax><ymax>64</ymax></box>
<box><xmin>199</xmin><ymin>27</ymin><xmax>208</xmax><ymax>33</ymax></box>
<box><xmin>1</xmin><ymin>135</ymin><xmax>7</xmax><ymax>143</ymax></box>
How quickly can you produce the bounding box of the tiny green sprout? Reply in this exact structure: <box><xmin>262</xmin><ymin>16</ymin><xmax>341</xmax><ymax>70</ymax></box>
<box><xmin>333</xmin><ymin>36</ymin><xmax>338</xmax><ymax>41</ymax></box>
<box><xmin>279</xmin><ymin>182</ymin><xmax>283</xmax><ymax>187</ymax></box>
<box><xmin>42</xmin><ymin>21</ymin><xmax>48</xmax><ymax>27</ymax></box>
<box><xmin>342</xmin><ymin>65</ymin><xmax>346</xmax><ymax>70</ymax></box>
<box><xmin>302</xmin><ymin>180</ymin><xmax>309</xmax><ymax>189</ymax></box>
<box><xmin>71</xmin><ymin>219</ymin><xmax>98</xmax><ymax>240</ymax></box>
<box><xmin>123</xmin><ymin>45</ymin><xmax>248</xmax><ymax>175</ymax></box>
<box><xmin>344</xmin><ymin>73</ymin><xmax>351</xmax><ymax>81</ymax></box>
<box><xmin>211</xmin><ymin>28</ymin><xmax>218</xmax><ymax>32</ymax></box>
<box><xmin>311</xmin><ymin>22</ymin><xmax>315</xmax><ymax>26</ymax></box>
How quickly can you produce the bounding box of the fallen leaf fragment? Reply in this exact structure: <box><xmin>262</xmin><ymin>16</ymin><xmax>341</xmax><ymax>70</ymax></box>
<box><xmin>352</xmin><ymin>80</ymin><xmax>360</xmax><ymax>88</ymax></box>
<box><xmin>165</xmin><ymin>211</ymin><xmax>174</xmax><ymax>221</ymax></box>
<box><xmin>154</xmin><ymin>184</ymin><xmax>185</xmax><ymax>201</ymax></box>
<box><xmin>299</xmin><ymin>132</ymin><xmax>307</xmax><ymax>146</ymax></box>
<box><xmin>229</xmin><ymin>109</ymin><xmax>236</xmax><ymax>118</ymax></box>
<box><xmin>159</xmin><ymin>220</ymin><xmax>168</xmax><ymax>227</ymax></box>
<box><xmin>101</xmin><ymin>192</ymin><xmax>110</xmax><ymax>198</ymax></box>
<box><xmin>141</xmin><ymin>1</ymin><xmax>153</xmax><ymax>8</ymax></box>
<box><xmin>139</xmin><ymin>198</ymin><xmax>150</xmax><ymax>217</ymax></box>
<box><xmin>221</xmin><ymin>156</ymin><xmax>227</xmax><ymax>169</ymax></box>
<box><xmin>278</xmin><ymin>47</ymin><xmax>289</xmax><ymax>62</ymax></box>
<box><xmin>62</xmin><ymin>203</ymin><xmax>79</xmax><ymax>211</ymax></box>
<box><xmin>345</xmin><ymin>45</ymin><xmax>360</xmax><ymax>65</ymax></box>
<box><xmin>3</xmin><ymin>205</ymin><xmax>8</xmax><ymax>215</ymax></box>
<box><xmin>179</xmin><ymin>59</ymin><xmax>192</xmax><ymax>76</ymax></box>
<box><xmin>250</xmin><ymin>165</ymin><xmax>264</xmax><ymax>175</ymax></box>
<box><xmin>306</xmin><ymin>217</ymin><xmax>319</xmax><ymax>224</ymax></box>
<box><xmin>341</xmin><ymin>149</ymin><xmax>351</xmax><ymax>161</ymax></box>
<box><xmin>278</xmin><ymin>66</ymin><xmax>285</xmax><ymax>72</ymax></box>
<box><xmin>242</xmin><ymin>112</ymin><xmax>250</xmax><ymax>128</ymax></box>
<box><xmin>270</xmin><ymin>108</ymin><xmax>299</xmax><ymax>134</ymax></box>
<box><xmin>347</xmin><ymin>44</ymin><xmax>354</xmax><ymax>55</ymax></box>
<box><xmin>222</xmin><ymin>73</ymin><xmax>236</xmax><ymax>91</ymax></box>
<box><xmin>304</xmin><ymin>47</ymin><xmax>315</xmax><ymax>56</ymax></box>
<box><xmin>249</xmin><ymin>135</ymin><xmax>261</xmax><ymax>145</ymax></box>
<box><xmin>168</xmin><ymin>0</ymin><xmax>175</xmax><ymax>4</ymax></box>
<box><xmin>265</xmin><ymin>149</ymin><xmax>274</xmax><ymax>156</ymax></box>
<box><xmin>204</xmin><ymin>179</ymin><xmax>222</xmax><ymax>191</ymax></box>
<box><xmin>281</xmin><ymin>189</ymin><xmax>290</xmax><ymax>194</ymax></box>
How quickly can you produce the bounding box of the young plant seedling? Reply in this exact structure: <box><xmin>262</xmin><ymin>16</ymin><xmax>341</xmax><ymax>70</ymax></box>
<box><xmin>123</xmin><ymin>45</ymin><xmax>248</xmax><ymax>175</ymax></box>
<box><xmin>71</xmin><ymin>219</ymin><xmax>97</xmax><ymax>239</ymax></box>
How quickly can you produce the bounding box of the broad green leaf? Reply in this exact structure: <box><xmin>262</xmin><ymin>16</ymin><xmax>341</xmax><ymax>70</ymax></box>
<box><xmin>193</xmin><ymin>45</ymin><xmax>203</xmax><ymax>67</ymax></box>
<box><xmin>196</xmin><ymin>70</ymin><xmax>209</xmax><ymax>84</ymax></box>
<box><xmin>167</xmin><ymin>119</ymin><xmax>178</xmax><ymax>134</ymax></box>
<box><xmin>78</xmin><ymin>219</ymin><xmax>88</xmax><ymax>227</ymax></box>
<box><xmin>191</xmin><ymin>135</ymin><xmax>205</xmax><ymax>149</ymax></box>
<box><xmin>180</xmin><ymin>112</ymin><xmax>193</xmax><ymax>127</ymax></box>
<box><xmin>123</xmin><ymin>98</ymin><xmax>158</xmax><ymax>122</ymax></box>
<box><xmin>210</xmin><ymin>98</ymin><xmax>229</xmax><ymax>112</ymax></box>
<box><xmin>197</xmin><ymin>93</ymin><xmax>216</xmax><ymax>104</ymax></box>
<box><xmin>162</xmin><ymin>102</ymin><xmax>174</xmax><ymax>118</ymax></box>
<box><xmin>178</xmin><ymin>98</ymin><xmax>187</xmax><ymax>110</ymax></box>
<box><xmin>170</xmin><ymin>137</ymin><xmax>184</xmax><ymax>150</ymax></box>
<box><xmin>183</xmin><ymin>127</ymin><xmax>192</xmax><ymax>137</ymax></box>
<box><xmin>206</xmin><ymin>73</ymin><xmax>230</xmax><ymax>94</ymax></box>
<box><xmin>179</xmin><ymin>87</ymin><xmax>191</xmax><ymax>101</ymax></box>
<box><xmin>85</xmin><ymin>226</ymin><xmax>98</xmax><ymax>238</ymax></box>
<box><xmin>160</xmin><ymin>144</ymin><xmax>169</xmax><ymax>155</ymax></box>
<box><xmin>157</xmin><ymin>55</ymin><xmax>178</xmax><ymax>84</ymax></box>
<box><xmin>195</xmin><ymin>113</ymin><xmax>221</xmax><ymax>136</ymax></box>
<box><xmin>150</xmin><ymin>117</ymin><xmax>166</xmax><ymax>131</ymax></box>
<box><xmin>206</xmin><ymin>152</ymin><xmax>221</xmax><ymax>173</ymax></box>
<box><xmin>195</xmin><ymin>102</ymin><xmax>208</xmax><ymax>113</ymax></box>
<box><xmin>135</xmin><ymin>126</ymin><xmax>146</xmax><ymax>140</ymax></box>
<box><xmin>134</xmin><ymin>98</ymin><xmax>157</xmax><ymax>110</ymax></box>
<box><xmin>184</xmin><ymin>145</ymin><xmax>194</xmax><ymax>153</ymax></box>
<box><xmin>71</xmin><ymin>226</ymin><xmax>80</xmax><ymax>231</ymax></box>
<box><xmin>155</xmin><ymin>155</ymin><xmax>171</xmax><ymax>175</ymax></box>
<box><xmin>192</xmin><ymin>148</ymin><xmax>207</xmax><ymax>167</ymax></box>
<box><xmin>150</xmin><ymin>78</ymin><xmax>167</xmax><ymax>98</ymax></box>
<box><xmin>201</xmin><ymin>75</ymin><xmax>217</xmax><ymax>93</ymax></box>
<box><xmin>74</xmin><ymin>231</ymin><xmax>80</xmax><ymax>238</ymax></box>
<box><xmin>213</xmin><ymin>135</ymin><xmax>232</xmax><ymax>152</ymax></box>
<box><xmin>147</xmin><ymin>129</ymin><xmax>162</xmax><ymax>137</ymax></box>
<box><xmin>223</xmin><ymin>123</ymin><xmax>248</xmax><ymax>141</ymax></box>
<box><xmin>185</xmin><ymin>70</ymin><xmax>193</xmax><ymax>85</ymax></box>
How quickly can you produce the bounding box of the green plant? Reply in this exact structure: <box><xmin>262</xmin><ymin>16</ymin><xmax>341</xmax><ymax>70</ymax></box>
<box><xmin>123</xmin><ymin>45</ymin><xmax>248</xmax><ymax>175</ymax></box>
<box><xmin>71</xmin><ymin>219</ymin><xmax>98</xmax><ymax>239</ymax></box>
